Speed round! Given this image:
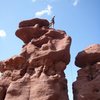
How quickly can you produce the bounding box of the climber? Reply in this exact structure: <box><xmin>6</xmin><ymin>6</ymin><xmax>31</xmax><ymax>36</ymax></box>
<box><xmin>49</xmin><ymin>16</ymin><xmax>55</xmax><ymax>28</ymax></box>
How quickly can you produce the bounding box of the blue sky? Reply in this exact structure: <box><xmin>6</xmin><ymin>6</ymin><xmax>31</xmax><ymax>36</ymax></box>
<box><xmin>0</xmin><ymin>0</ymin><xmax>100</xmax><ymax>100</ymax></box>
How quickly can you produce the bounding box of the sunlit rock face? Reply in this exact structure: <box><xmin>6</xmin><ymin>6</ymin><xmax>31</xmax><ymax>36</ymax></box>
<box><xmin>73</xmin><ymin>44</ymin><xmax>100</xmax><ymax>100</ymax></box>
<box><xmin>0</xmin><ymin>18</ymin><xmax>71</xmax><ymax>100</ymax></box>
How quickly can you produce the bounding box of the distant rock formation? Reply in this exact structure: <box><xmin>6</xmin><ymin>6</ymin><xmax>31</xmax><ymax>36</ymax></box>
<box><xmin>0</xmin><ymin>18</ymin><xmax>71</xmax><ymax>100</ymax></box>
<box><xmin>73</xmin><ymin>44</ymin><xmax>100</xmax><ymax>100</ymax></box>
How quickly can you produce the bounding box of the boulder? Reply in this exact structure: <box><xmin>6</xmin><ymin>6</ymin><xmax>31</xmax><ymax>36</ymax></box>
<box><xmin>19</xmin><ymin>18</ymin><xmax>49</xmax><ymax>28</ymax></box>
<box><xmin>75</xmin><ymin>44</ymin><xmax>100</xmax><ymax>68</ymax></box>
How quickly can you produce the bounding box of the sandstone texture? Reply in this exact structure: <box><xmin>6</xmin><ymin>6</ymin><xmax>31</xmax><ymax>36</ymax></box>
<box><xmin>0</xmin><ymin>18</ymin><xmax>71</xmax><ymax>100</ymax></box>
<box><xmin>73</xmin><ymin>44</ymin><xmax>100</xmax><ymax>100</ymax></box>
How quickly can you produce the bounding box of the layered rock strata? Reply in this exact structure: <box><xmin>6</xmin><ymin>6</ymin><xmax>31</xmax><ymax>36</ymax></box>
<box><xmin>73</xmin><ymin>44</ymin><xmax>100</xmax><ymax>100</ymax></box>
<box><xmin>0</xmin><ymin>18</ymin><xmax>71</xmax><ymax>100</ymax></box>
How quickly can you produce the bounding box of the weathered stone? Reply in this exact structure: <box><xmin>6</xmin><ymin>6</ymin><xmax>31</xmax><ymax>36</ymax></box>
<box><xmin>75</xmin><ymin>44</ymin><xmax>100</xmax><ymax>68</ymax></box>
<box><xmin>0</xmin><ymin>55</ymin><xmax>25</xmax><ymax>72</ymax></box>
<box><xmin>19</xmin><ymin>18</ymin><xmax>49</xmax><ymax>28</ymax></box>
<box><xmin>73</xmin><ymin>44</ymin><xmax>100</xmax><ymax>100</ymax></box>
<box><xmin>0</xmin><ymin>18</ymin><xmax>71</xmax><ymax>100</ymax></box>
<box><xmin>16</xmin><ymin>25</ymin><xmax>48</xmax><ymax>43</ymax></box>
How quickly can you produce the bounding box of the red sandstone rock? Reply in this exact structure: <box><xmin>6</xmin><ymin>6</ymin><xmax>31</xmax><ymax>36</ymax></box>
<box><xmin>0</xmin><ymin>55</ymin><xmax>25</xmax><ymax>72</ymax></box>
<box><xmin>73</xmin><ymin>62</ymin><xmax>100</xmax><ymax>100</ymax></box>
<box><xmin>19</xmin><ymin>18</ymin><xmax>49</xmax><ymax>28</ymax></box>
<box><xmin>16</xmin><ymin>24</ymin><xmax>48</xmax><ymax>43</ymax></box>
<box><xmin>73</xmin><ymin>44</ymin><xmax>100</xmax><ymax>100</ymax></box>
<box><xmin>0</xmin><ymin>18</ymin><xmax>71</xmax><ymax>100</ymax></box>
<box><xmin>75</xmin><ymin>44</ymin><xmax>100</xmax><ymax>68</ymax></box>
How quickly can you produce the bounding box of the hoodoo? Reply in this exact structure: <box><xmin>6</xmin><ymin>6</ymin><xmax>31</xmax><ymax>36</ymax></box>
<box><xmin>0</xmin><ymin>18</ymin><xmax>71</xmax><ymax>100</ymax></box>
<box><xmin>73</xmin><ymin>44</ymin><xmax>100</xmax><ymax>100</ymax></box>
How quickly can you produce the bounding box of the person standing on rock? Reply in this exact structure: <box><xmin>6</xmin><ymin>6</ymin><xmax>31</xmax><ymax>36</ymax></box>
<box><xmin>49</xmin><ymin>16</ymin><xmax>55</xmax><ymax>28</ymax></box>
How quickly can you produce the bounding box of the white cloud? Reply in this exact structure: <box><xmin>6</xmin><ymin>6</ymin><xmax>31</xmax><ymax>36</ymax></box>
<box><xmin>73</xmin><ymin>0</ymin><xmax>79</xmax><ymax>6</ymax></box>
<box><xmin>35</xmin><ymin>5</ymin><xmax>52</xmax><ymax>17</ymax></box>
<box><xmin>32</xmin><ymin>0</ymin><xmax>37</xmax><ymax>2</ymax></box>
<box><xmin>0</xmin><ymin>30</ymin><xmax>6</xmax><ymax>38</ymax></box>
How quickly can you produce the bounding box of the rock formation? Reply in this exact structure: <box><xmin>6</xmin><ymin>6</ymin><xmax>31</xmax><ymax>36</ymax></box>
<box><xmin>73</xmin><ymin>44</ymin><xmax>100</xmax><ymax>100</ymax></box>
<box><xmin>0</xmin><ymin>18</ymin><xmax>71</xmax><ymax>100</ymax></box>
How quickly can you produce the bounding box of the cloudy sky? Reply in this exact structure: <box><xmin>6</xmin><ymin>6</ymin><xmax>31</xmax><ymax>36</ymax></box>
<box><xmin>0</xmin><ymin>0</ymin><xmax>100</xmax><ymax>100</ymax></box>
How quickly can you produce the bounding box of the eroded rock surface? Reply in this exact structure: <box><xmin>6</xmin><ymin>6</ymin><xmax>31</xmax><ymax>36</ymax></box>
<box><xmin>73</xmin><ymin>44</ymin><xmax>100</xmax><ymax>100</ymax></box>
<box><xmin>0</xmin><ymin>18</ymin><xmax>71</xmax><ymax>100</ymax></box>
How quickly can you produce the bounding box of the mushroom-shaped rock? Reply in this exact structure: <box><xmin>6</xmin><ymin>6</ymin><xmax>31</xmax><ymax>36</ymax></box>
<box><xmin>75</xmin><ymin>44</ymin><xmax>100</xmax><ymax>68</ymax></box>
<box><xmin>16</xmin><ymin>18</ymin><xmax>50</xmax><ymax>44</ymax></box>
<box><xmin>0</xmin><ymin>18</ymin><xmax>71</xmax><ymax>100</ymax></box>
<box><xmin>19</xmin><ymin>18</ymin><xmax>49</xmax><ymax>28</ymax></box>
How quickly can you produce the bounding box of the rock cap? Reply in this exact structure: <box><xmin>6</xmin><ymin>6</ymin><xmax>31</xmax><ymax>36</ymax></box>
<box><xmin>75</xmin><ymin>44</ymin><xmax>100</xmax><ymax>68</ymax></box>
<box><xmin>19</xmin><ymin>18</ymin><xmax>49</xmax><ymax>28</ymax></box>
